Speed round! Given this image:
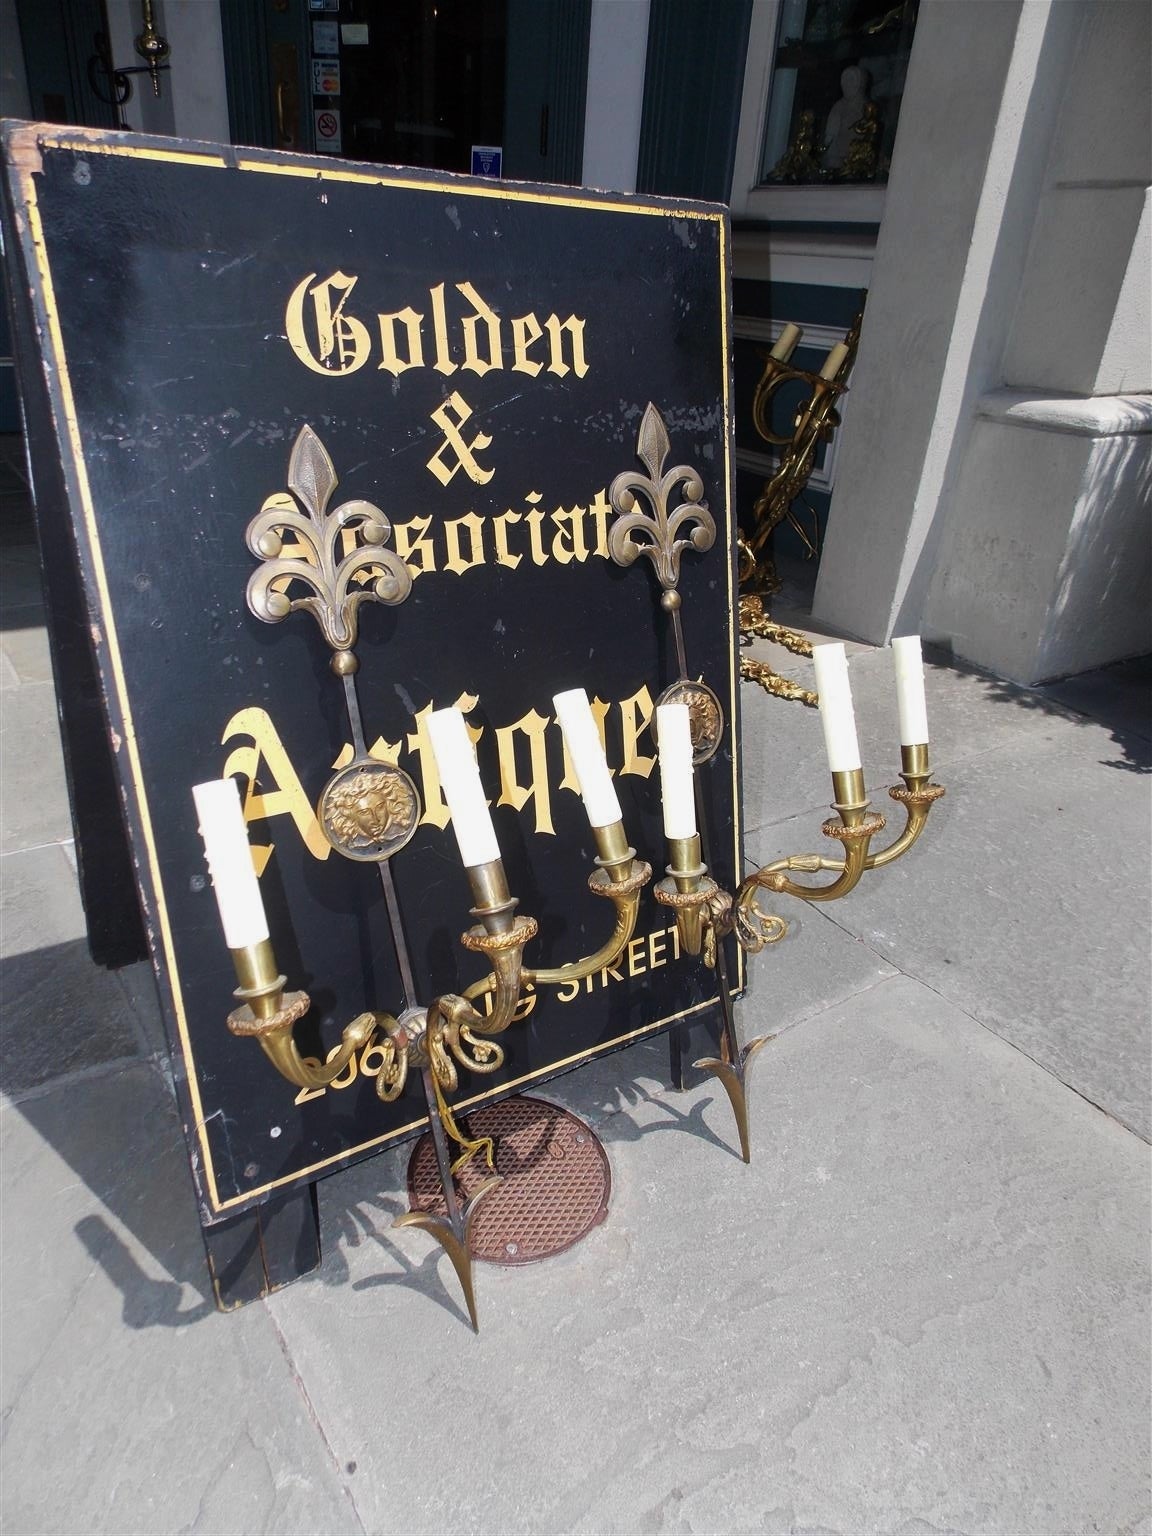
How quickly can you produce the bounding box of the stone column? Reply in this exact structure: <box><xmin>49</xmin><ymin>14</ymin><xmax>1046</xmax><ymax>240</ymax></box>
<box><xmin>811</xmin><ymin>0</ymin><xmax>1150</xmax><ymax>683</ymax></box>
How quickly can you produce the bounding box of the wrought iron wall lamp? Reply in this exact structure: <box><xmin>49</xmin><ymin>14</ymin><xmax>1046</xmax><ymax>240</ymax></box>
<box><xmin>89</xmin><ymin>0</ymin><xmax>171</xmax><ymax>129</ymax></box>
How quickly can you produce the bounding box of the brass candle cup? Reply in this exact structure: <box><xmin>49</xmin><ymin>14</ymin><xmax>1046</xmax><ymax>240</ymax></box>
<box><xmin>653</xmin><ymin>832</ymin><xmax>721</xmax><ymax>960</ymax></box>
<box><xmin>226</xmin><ymin>937</ymin><xmax>375</xmax><ymax>1090</ymax></box>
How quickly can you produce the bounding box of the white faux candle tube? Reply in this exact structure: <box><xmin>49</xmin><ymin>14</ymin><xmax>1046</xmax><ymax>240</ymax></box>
<box><xmin>656</xmin><ymin>703</ymin><xmax>697</xmax><ymax>840</ymax></box>
<box><xmin>553</xmin><ymin>688</ymin><xmax>622</xmax><ymax>829</ymax></box>
<box><xmin>192</xmin><ymin>778</ymin><xmax>270</xmax><ymax>949</ymax></box>
<box><xmin>812</xmin><ymin>643</ymin><xmax>862</xmax><ymax>773</ymax></box>
<box><xmin>892</xmin><ymin>635</ymin><xmax>929</xmax><ymax>745</ymax></box>
<box><xmin>819</xmin><ymin>342</ymin><xmax>850</xmax><ymax>381</ymax></box>
<box><xmin>425</xmin><ymin>707</ymin><xmax>501</xmax><ymax>868</ymax></box>
<box><xmin>770</xmin><ymin>322</ymin><xmax>803</xmax><ymax>362</ymax></box>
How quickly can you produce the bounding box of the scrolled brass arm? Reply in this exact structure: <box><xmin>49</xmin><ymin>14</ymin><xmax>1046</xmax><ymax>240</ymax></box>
<box><xmin>732</xmin><ymin>751</ymin><xmax>945</xmax><ymax>941</ymax></box>
<box><xmin>373</xmin><ymin>859</ymin><xmax>539</xmax><ymax>1119</ymax></box>
<box><xmin>226</xmin><ymin>939</ymin><xmax>378</xmax><ymax>1090</ymax></box>
<box><xmin>864</xmin><ymin>744</ymin><xmax>946</xmax><ymax>869</ymax></box>
<box><xmin>430</xmin><ymin>913</ymin><xmax>539</xmax><ymax>1091</ymax></box>
<box><xmin>462</xmin><ymin>821</ymin><xmax>651</xmax><ymax>1007</ymax></box>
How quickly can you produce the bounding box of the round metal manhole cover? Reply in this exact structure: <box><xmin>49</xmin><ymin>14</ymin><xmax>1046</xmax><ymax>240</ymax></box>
<box><xmin>406</xmin><ymin>1095</ymin><xmax>610</xmax><ymax>1266</ymax></box>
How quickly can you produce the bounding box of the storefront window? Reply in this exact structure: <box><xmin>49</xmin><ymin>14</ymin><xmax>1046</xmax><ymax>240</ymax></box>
<box><xmin>758</xmin><ymin>0</ymin><xmax>918</xmax><ymax>186</ymax></box>
<box><xmin>337</xmin><ymin>0</ymin><xmax>507</xmax><ymax>173</ymax></box>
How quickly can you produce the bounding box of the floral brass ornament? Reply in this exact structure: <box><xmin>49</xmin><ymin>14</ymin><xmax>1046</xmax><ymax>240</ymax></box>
<box><xmin>319</xmin><ymin>760</ymin><xmax>421</xmax><ymax>862</ymax></box>
<box><xmin>656</xmin><ymin>679</ymin><xmax>725</xmax><ymax>764</ymax></box>
<box><xmin>609</xmin><ymin>402</ymin><xmax>716</xmax><ymax>592</ymax></box>
<box><xmin>246</xmin><ymin>424</ymin><xmax>412</xmax><ymax>652</ymax></box>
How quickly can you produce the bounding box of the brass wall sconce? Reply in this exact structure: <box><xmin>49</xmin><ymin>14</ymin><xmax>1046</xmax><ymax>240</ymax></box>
<box><xmin>88</xmin><ymin>0</ymin><xmax>171</xmax><ymax>129</ymax></box>
<box><xmin>738</xmin><ymin>310</ymin><xmax>864</xmax><ymax>705</ymax></box>
<box><xmin>196</xmin><ymin>425</ymin><xmax>653</xmax><ymax>1330</ymax></box>
<box><xmin>608</xmin><ymin>405</ymin><xmax>944</xmax><ymax>1162</ymax></box>
<box><xmin>195</xmin><ymin>408</ymin><xmax>943</xmax><ymax>1331</ymax></box>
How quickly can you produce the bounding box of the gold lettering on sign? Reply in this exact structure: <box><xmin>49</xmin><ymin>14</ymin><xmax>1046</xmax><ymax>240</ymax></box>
<box><xmin>443</xmin><ymin>510</ymin><xmax>487</xmax><ymax>576</ymax></box>
<box><xmin>588</xmin><ymin>488</ymin><xmax>614</xmax><ymax>558</ymax></box>
<box><xmin>284</xmin><ymin>274</ymin><xmax>590</xmax><ymax>382</ymax></box>
<box><xmin>376</xmin><ymin>306</ymin><xmax>425</xmax><ymax>376</ymax></box>
<box><xmin>492</xmin><ymin>510</ymin><xmax>522</xmax><ymax>571</ymax></box>
<box><xmin>426</xmin><ymin>393</ymin><xmax>494</xmax><ymax>487</ymax></box>
<box><xmin>387</xmin><ymin>489</ymin><xmax>618</xmax><ymax>583</ymax></box>
<box><xmin>550</xmin><ymin>504</ymin><xmax>588</xmax><ymax>565</ymax></box>
<box><xmin>544</xmin><ymin>314</ymin><xmax>588</xmax><ymax>378</ymax></box>
<box><xmin>285</xmin><ymin>272</ymin><xmax>371</xmax><ymax>376</ymax></box>
<box><xmin>619</xmin><ymin>685</ymin><xmax>657</xmax><ymax>779</ymax></box>
<box><xmin>394</xmin><ymin>515</ymin><xmax>437</xmax><ymax>578</ymax></box>
<box><xmin>429</xmin><ymin>283</ymin><xmax>456</xmax><ymax>376</ymax></box>
<box><xmin>523</xmin><ymin>493</ymin><xmax>548</xmax><ymax>566</ymax></box>
<box><xmin>496</xmin><ymin>708</ymin><xmax>554</xmax><ymax>836</ymax></box>
<box><xmin>218</xmin><ymin>687</ymin><xmax>673</xmax><ymax>863</ymax></box>
<box><xmin>554</xmin><ymin>923</ymin><xmax>683</xmax><ymax>1002</ymax></box>
<box><xmin>456</xmin><ymin>281</ymin><xmax>504</xmax><ymax>376</ymax></box>
<box><xmin>221</xmin><ymin>707</ymin><xmax>332</xmax><ymax>867</ymax></box>
<box><xmin>511</xmin><ymin>313</ymin><xmax>543</xmax><ymax>376</ymax></box>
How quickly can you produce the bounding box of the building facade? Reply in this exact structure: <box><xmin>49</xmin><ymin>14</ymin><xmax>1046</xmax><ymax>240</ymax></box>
<box><xmin>3</xmin><ymin>0</ymin><xmax>1149</xmax><ymax>683</ymax></box>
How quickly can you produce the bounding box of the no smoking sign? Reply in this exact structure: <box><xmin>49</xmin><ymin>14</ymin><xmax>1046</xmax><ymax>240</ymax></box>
<box><xmin>314</xmin><ymin>109</ymin><xmax>342</xmax><ymax>154</ymax></box>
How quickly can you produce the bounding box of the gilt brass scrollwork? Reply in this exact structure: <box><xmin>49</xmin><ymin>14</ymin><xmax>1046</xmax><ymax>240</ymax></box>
<box><xmin>609</xmin><ymin>402</ymin><xmax>716</xmax><ymax>592</ymax></box>
<box><xmin>246</xmin><ymin>424</ymin><xmax>412</xmax><ymax>652</ymax></box>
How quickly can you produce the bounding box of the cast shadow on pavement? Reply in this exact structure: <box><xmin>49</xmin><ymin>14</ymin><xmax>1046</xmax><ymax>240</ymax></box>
<box><xmin>928</xmin><ymin>648</ymin><xmax>1152</xmax><ymax>775</ymax></box>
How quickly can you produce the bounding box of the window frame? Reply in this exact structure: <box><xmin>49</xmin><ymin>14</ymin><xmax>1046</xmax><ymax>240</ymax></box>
<box><xmin>728</xmin><ymin>0</ymin><xmax>888</xmax><ymax>224</ymax></box>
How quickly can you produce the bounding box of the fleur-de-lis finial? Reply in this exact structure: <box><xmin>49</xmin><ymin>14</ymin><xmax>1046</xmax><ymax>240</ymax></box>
<box><xmin>246</xmin><ymin>425</ymin><xmax>412</xmax><ymax>653</ymax></box>
<box><xmin>608</xmin><ymin>402</ymin><xmax>716</xmax><ymax>591</ymax></box>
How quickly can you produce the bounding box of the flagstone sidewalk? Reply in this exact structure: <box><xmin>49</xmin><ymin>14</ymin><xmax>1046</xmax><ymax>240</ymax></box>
<box><xmin>2</xmin><ymin>433</ymin><xmax>1149</xmax><ymax>1536</ymax></box>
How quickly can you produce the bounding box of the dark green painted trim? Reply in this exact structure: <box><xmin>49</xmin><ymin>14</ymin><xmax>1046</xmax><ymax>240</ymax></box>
<box><xmin>220</xmin><ymin>0</ymin><xmax>273</xmax><ymax>149</ymax></box>
<box><xmin>733</xmin><ymin>279</ymin><xmax>867</xmax><ymax>328</ymax></box>
<box><xmin>636</xmin><ymin>0</ymin><xmax>753</xmax><ymax>202</ymax></box>
<box><xmin>504</xmin><ymin>0</ymin><xmax>591</xmax><ymax>186</ymax></box>
<box><xmin>15</xmin><ymin>0</ymin><xmax>118</xmax><ymax>129</ymax></box>
<box><xmin>220</xmin><ymin>0</ymin><xmax>311</xmax><ymax>153</ymax></box>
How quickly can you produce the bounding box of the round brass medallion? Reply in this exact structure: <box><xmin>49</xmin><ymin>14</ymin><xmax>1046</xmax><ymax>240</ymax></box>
<box><xmin>319</xmin><ymin>760</ymin><xmax>421</xmax><ymax>862</ymax></box>
<box><xmin>656</xmin><ymin>679</ymin><xmax>725</xmax><ymax>763</ymax></box>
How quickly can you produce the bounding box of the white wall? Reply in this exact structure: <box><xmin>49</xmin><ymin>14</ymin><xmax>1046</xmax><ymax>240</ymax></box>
<box><xmin>161</xmin><ymin>0</ymin><xmax>231</xmax><ymax>146</ymax></box>
<box><xmin>106</xmin><ymin>0</ymin><xmax>229</xmax><ymax>144</ymax></box>
<box><xmin>582</xmin><ymin>0</ymin><xmax>650</xmax><ymax>192</ymax></box>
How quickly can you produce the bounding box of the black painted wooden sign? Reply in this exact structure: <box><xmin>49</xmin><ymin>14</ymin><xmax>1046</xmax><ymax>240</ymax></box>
<box><xmin>1</xmin><ymin>122</ymin><xmax>740</xmax><ymax>1224</ymax></box>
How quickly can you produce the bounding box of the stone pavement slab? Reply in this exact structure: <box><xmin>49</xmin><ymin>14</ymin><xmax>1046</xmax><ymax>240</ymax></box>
<box><xmin>0</xmin><ymin>542</ymin><xmax>43</xmax><ymax>618</ymax></box>
<box><xmin>737</xmin><ymin>647</ymin><xmax>1098</xmax><ymax>838</ymax></box>
<box><xmin>261</xmin><ymin>974</ymin><xmax>1150</xmax><ymax>1536</ymax></box>
<box><xmin>1040</xmin><ymin>653</ymin><xmax>1152</xmax><ymax>769</ymax></box>
<box><xmin>734</xmin><ymin>894</ymin><xmax>898</xmax><ymax>1041</ymax></box>
<box><xmin>0</xmin><ymin>844</ymin><xmax>153</xmax><ymax>1098</ymax></box>
<box><xmin>0</xmin><ymin>622</ymin><xmax>53</xmax><ymax>689</ymax></box>
<box><xmin>0</xmin><ymin>1063</ymin><xmax>357</xmax><ymax>1536</ymax></box>
<box><xmin>0</xmin><ymin>679</ymin><xmax>71</xmax><ymax>855</ymax></box>
<box><xmin>747</xmin><ymin>699</ymin><xmax>1152</xmax><ymax>1141</ymax></box>
<box><xmin>1</xmin><ymin>842</ymin><xmax>86</xmax><ymax>956</ymax></box>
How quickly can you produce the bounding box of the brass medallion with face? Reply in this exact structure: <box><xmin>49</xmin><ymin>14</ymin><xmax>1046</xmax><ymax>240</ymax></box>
<box><xmin>319</xmin><ymin>759</ymin><xmax>421</xmax><ymax>862</ymax></box>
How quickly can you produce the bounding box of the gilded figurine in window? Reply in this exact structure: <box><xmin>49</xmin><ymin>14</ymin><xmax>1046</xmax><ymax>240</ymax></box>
<box><xmin>770</xmin><ymin>110</ymin><xmax>827</xmax><ymax>184</ymax></box>
<box><xmin>842</xmin><ymin>102</ymin><xmax>882</xmax><ymax>181</ymax></box>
